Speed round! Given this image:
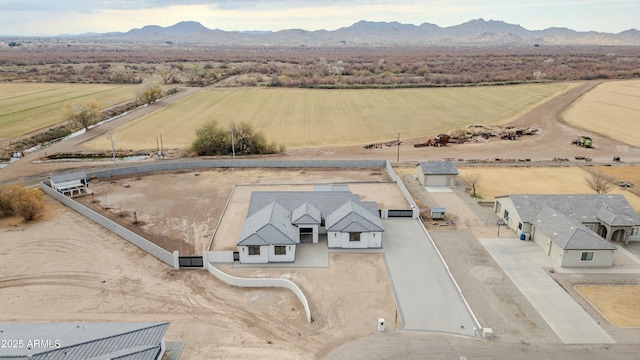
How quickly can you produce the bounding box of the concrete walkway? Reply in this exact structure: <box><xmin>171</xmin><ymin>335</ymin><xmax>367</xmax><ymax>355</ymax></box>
<box><xmin>383</xmin><ymin>218</ymin><xmax>479</xmax><ymax>336</ymax></box>
<box><xmin>480</xmin><ymin>238</ymin><xmax>615</xmax><ymax>344</ymax></box>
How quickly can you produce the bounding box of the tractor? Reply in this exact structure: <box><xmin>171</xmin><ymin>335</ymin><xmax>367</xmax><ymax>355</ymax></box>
<box><xmin>572</xmin><ymin>136</ymin><xmax>593</xmax><ymax>148</ymax></box>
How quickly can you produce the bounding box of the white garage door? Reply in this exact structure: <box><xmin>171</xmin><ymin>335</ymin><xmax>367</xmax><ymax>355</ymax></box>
<box><xmin>426</xmin><ymin>175</ymin><xmax>447</xmax><ymax>186</ymax></box>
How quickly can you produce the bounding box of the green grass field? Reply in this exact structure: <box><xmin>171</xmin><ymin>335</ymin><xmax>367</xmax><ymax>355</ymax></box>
<box><xmin>84</xmin><ymin>83</ymin><xmax>569</xmax><ymax>150</ymax></box>
<box><xmin>0</xmin><ymin>83</ymin><xmax>136</xmax><ymax>140</ymax></box>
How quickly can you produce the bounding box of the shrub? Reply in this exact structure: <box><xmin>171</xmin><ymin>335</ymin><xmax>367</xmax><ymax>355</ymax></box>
<box><xmin>0</xmin><ymin>184</ymin><xmax>44</xmax><ymax>221</ymax></box>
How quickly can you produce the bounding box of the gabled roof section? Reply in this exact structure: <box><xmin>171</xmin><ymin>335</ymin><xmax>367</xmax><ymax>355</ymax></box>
<box><xmin>596</xmin><ymin>205</ymin><xmax>639</xmax><ymax>226</ymax></box>
<box><xmin>325</xmin><ymin>200</ymin><xmax>384</xmax><ymax>232</ymax></box>
<box><xmin>238</xmin><ymin>202</ymin><xmax>298</xmax><ymax>246</ymax></box>
<box><xmin>50</xmin><ymin>171</ymin><xmax>87</xmax><ymax>184</ymax></box>
<box><xmin>418</xmin><ymin>161</ymin><xmax>458</xmax><ymax>175</ymax></box>
<box><xmin>533</xmin><ymin>205</ymin><xmax>617</xmax><ymax>250</ymax></box>
<box><xmin>292</xmin><ymin>201</ymin><xmax>321</xmax><ymax>225</ymax></box>
<box><xmin>506</xmin><ymin>194</ymin><xmax>640</xmax><ymax>225</ymax></box>
<box><xmin>0</xmin><ymin>322</ymin><xmax>169</xmax><ymax>359</ymax></box>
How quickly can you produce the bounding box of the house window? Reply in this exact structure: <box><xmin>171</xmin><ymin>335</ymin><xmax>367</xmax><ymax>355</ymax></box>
<box><xmin>632</xmin><ymin>228</ymin><xmax>639</xmax><ymax>237</ymax></box>
<box><xmin>518</xmin><ymin>222</ymin><xmax>522</xmax><ymax>230</ymax></box>
<box><xmin>274</xmin><ymin>246</ymin><xmax>286</xmax><ymax>255</ymax></box>
<box><xmin>349</xmin><ymin>232</ymin><xmax>361</xmax><ymax>242</ymax></box>
<box><xmin>321</xmin><ymin>218</ymin><xmax>325</xmax><ymax>227</ymax></box>
<box><xmin>503</xmin><ymin>210</ymin><xmax>509</xmax><ymax>220</ymax></box>
<box><xmin>248</xmin><ymin>246</ymin><xmax>261</xmax><ymax>256</ymax></box>
<box><xmin>584</xmin><ymin>224</ymin><xmax>594</xmax><ymax>231</ymax></box>
<box><xmin>580</xmin><ymin>251</ymin><xmax>594</xmax><ymax>262</ymax></box>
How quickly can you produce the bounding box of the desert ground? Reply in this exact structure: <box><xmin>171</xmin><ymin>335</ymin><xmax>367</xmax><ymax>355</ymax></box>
<box><xmin>2</xmin><ymin>79</ymin><xmax>640</xmax><ymax>359</ymax></box>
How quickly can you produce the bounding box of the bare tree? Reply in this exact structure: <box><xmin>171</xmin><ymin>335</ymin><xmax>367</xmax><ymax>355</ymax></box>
<box><xmin>63</xmin><ymin>99</ymin><xmax>102</xmax><ymax>131</ymax></box>
<box><xmin>463</xmin><ymin>173</ymin><xmax>481</xmax><ymax>198</ymax></box>
<box><xmin>136</xmin><ymin>75</ymin><xmax>164</xmax><ymax>105</ymax></box>
<box><xmin>585</xmin><ymin>170</ymin><xmax>614</xmax><ymax>194</ymax></box>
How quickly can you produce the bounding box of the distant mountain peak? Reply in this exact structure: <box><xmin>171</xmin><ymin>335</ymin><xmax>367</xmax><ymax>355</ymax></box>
<box><xmin>94</xmin><ymin>19</ymin><xmax>640</xmax><ymax>46</ymax></box>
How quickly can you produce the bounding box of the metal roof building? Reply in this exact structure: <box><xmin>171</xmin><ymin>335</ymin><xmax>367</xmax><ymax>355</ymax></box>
<box><xmin>0</xmin><ymin>322</ymin><xmax>171</xmax><ymax>360</ymax></box>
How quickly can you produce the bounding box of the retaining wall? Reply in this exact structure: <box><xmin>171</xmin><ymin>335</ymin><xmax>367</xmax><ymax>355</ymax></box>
<box><xmin>206</xmin><ymin>263</ymin><xmax>312</xmax><ymax>323</ymax></box>
<box><xmin>87</xmin><ymin>159</ymin><xmax>387</xmax><ymax>179</ymax></box>
<box><xmin>41</xmin><ymin>181</ymin><xmax>177</xmax><ymax>268</ymax></box>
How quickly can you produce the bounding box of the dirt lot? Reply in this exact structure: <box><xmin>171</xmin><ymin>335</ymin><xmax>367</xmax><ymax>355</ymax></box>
<box><xmin>0</xmin><ymin>197</ymin><xmax>398</xmax><ymax>359</ymax></box>
<box><xmin>575</xmin><ymin>286</ymin><xmax>640</xmax><ymax>328</ymax></box>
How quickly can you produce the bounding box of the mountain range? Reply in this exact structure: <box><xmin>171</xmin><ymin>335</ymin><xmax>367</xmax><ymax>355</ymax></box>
<box><xmin>82</xmin><ymin>19</ymin><xmax>640</xmax><ymax>47</ymax></box>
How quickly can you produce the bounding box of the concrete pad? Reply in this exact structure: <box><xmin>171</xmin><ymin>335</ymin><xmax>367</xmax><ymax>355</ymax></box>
<box><xmin>480</xmin><ymin>238</ymin><xmax>615</xmax><ymax>344</ymax></box>
<box><xmin>383</xmin><ymin>218</ymin><xmax>478</xmax><ymax>336</ymax></box>
<box><xmin>425</xmin><ymin>186</ymin><xmax>453</xmax><ymax>193</ymax></box>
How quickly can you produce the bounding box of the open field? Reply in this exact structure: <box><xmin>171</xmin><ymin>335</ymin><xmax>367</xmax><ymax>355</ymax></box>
<box><xmin>564</xmin><ymin>80</ymin><xmax>640</xmax><ymax>147</ymax></box>
<box><xmin>0</xmin><ymin>83</ymin><xmax>136</xmax><ymax>140</ymax></box>
<box><xmin>576</xmin><ymin>286</ymin><xmax>640</xmax><ymax>328</ymax></box>
<box><xmin>83</xmin><ymin>83</ymin><xmax>569</xmax><ymax>151</ymax></box>
<box><xmin>454</xmin><ymin>166</ymin><xmax>640</xmax><ymax>212</ymax></box>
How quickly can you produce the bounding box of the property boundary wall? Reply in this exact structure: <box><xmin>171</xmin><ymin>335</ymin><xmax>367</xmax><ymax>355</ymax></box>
<box><xmin>86</xmin><ymin>159</ymin><xmax>387</xmax><ymax>179</ymax></box>
<box><xmin>385</xmin><ymin>161</ymin><xmax>420</xmax><ymax>218</ymax></box>
<box><xmin>41</xmin><ymin>181</ymin><xmax>177</xmax><ymax>268</ymax></box>
<box><xmin>206</xmin><ymin>263</ymin><xmax>312</xmax><ymax>324</ymax></box>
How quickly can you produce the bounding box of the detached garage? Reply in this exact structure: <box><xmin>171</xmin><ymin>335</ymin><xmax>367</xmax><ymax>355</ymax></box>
<box><xmin>416</xmin><ymin>161</ymin><xmax>458</xmax><ymax>186</ymax></box>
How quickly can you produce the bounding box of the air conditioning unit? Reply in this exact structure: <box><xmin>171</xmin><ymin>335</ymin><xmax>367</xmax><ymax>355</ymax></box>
<box><xmin>482</xmin><ymin>327</ymin><xmax>495</xmax><ymax>339</ymax></box>
<box><xmin>525</xmin><ymin>233</ymin><xmax>531</xmax><ymax>240</ymax></box>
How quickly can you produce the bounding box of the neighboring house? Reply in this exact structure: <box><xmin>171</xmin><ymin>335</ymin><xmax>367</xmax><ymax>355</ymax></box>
<box><xmin>50</xmin><ymin>171</ymin><xmax>88</xmax><ymax>197</ymax></box>
<box><xmin>416</xmin><ymin>161</ymin><xmax>458</xmax><ymax>186</ymax></box>
<box><xmin>495</xmin><ymin>194</ymin><xmax>640</xmax><ymax>267</ymax></box>
<box><xmin>237</xmin><ymin>190</ymin><xmax>384</xmax><ymax>264</ymax></box>
<box><xmin>0</xmin><ymin>322</ymin><xmax>171</xmax><ymax>359</ymax></box>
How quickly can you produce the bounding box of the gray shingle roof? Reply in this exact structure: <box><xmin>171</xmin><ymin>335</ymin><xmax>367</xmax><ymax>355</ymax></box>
<box><xmin>239</xmin><ymin>191</ymin><xmax>383</xmax><ymax>246</ymax></box>
<box><xmin>0</xmin><ymin>322</ymin><xmax>169</xmax><ymax>359</ymax></box>
<box><xmin>533</xmin><ymin>206</ymin><xmax>617</xmax><ymax>250</ymax></box>
<box><xmin>238</xmin><ymin>202</ymin><xmax>298</xmax><ymax>246</ymax></box>
<box><xmin>596</xmin><ymin>205</ymin><xmax>639</xmax><ymax>226</ymax></box>
<box><xmin>247</xmin><ymin>191</ymin><xmax>362</xmax><ymax>216</ymax></box>
<box><xmin>292</xmin><ymin>202</ymin><xmax>321</xmax><ymax>225</ymax></box>
<box><xmin>503</xmin><ymin>194</ymin><xmax>640</xmax><ymax>226</ymax></box>
<box><xmin>418</xmin><ymin>161</ymin><xmax>458</xmax><ymax>175</ymax></box>
<box><xmin>325</xmin><ymin>200</ymin><xmax>384</xmax><ymax>232</ymax></box>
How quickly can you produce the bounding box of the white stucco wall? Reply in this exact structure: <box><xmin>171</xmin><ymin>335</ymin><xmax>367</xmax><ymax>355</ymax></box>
<box><xmin>238</xmin><ymin>245</ymin><xmax>269</xmax><ymax>263</ymax></box>
<box><xmin>495</xmin><ymin>197</ymin><xmax>523</xmax><ymax>233</ymax></box>
<box><xmin>327</xmin><ymin>232</ymin><xmax>381</xmax><ymax>248</ymax></box>
<box><xmin>268</xmin><ymin>245</ymin><xmax>296</xmax><ymax>262</ymax></box>
<box><xmin>416</xmin><ymin>167</ymin><xmax>426</xmax><ymax>185</ymax></box>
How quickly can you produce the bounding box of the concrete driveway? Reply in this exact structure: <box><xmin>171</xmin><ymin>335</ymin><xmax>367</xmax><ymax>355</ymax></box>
<box><xmin>382</xmin><ymin>218</ymin><xmax>479</xmax><ymax>336</ymax></box>
<box><xmin>480</xmin><ymin>238</ymin><xmax>615</xmax><ymax>344</ymax></box>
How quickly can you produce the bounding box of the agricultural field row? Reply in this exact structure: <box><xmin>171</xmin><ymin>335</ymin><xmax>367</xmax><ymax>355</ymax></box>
<box><xmin>0</xmin><ymin>83</ymin><xmax>136</xmax><ymax>140</ymax></box>
<box><xmin>564</xmin><ymin>80</ymin><xmax>640</xmax><ymax>147</ymax></box>
<box><xmin>84</xmin><ymin>83</ymin><xmax>569</xmax><ymax>150</ymax></box>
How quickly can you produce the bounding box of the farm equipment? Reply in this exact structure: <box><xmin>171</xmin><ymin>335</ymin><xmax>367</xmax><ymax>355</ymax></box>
<box><xmin>572</xmin><ymin>136</ymin><xmax>593</xmax><ymax>148</ymax></box>
<box><xmin>414</xmin><ymin>134</ymin><xmax>450</xmax><ymax>148</ymax></box>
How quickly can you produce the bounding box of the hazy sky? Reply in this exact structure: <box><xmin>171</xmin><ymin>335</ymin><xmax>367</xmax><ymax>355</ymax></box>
<box><xmin>1</xmin><ymin>0</ymin><xmax>638</xmax><ymax>36</ymax></box>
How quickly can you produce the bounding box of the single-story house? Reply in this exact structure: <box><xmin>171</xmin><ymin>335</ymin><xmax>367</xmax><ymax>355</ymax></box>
<box><xmin>50</xmin><ymin>171</ymin><xmax>88</xmax><ymax>197</ymax></box>
<box><xmin>0</xmin><ymin>322</ymin><xmax>171</xmax><ymax>359</ymax></box>
<box><xmin>416</xmin><ymin>161</ymin><xmax>458</xmax><ymax>186</ymax></box>
<box><xmin>237</xmin><ymin>190</ymin><xmax>384</xmax><ymax>264</ymax></box>
<box><xmin>495</xmin><ymin>194</ymin><xmax>640</xmax><ymax>267</ymax></box>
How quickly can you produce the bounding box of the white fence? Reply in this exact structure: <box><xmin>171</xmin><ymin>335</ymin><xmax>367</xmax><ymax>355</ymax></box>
<box><xmin>206</xmin><ymin>263</ymin><xmax>312</xmax><ymax>323</ymax></box>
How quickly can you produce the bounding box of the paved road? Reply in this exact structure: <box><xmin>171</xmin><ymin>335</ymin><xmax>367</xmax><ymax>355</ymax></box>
<box><xmin>382</xmin><ymin>218</ymin><xmax>479</xmax><ymax>336</ymax></box>
<box><xmin>480</xmin><ymin>238</ymin><xmax>615</xmax><ymax>344</ymax></box>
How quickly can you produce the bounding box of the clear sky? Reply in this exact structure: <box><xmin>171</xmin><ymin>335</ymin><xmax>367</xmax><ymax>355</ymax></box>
<box><xmin>0</xmin><ymin>0</ymin><xmax>638</xmax><ymax>36</ymax></box>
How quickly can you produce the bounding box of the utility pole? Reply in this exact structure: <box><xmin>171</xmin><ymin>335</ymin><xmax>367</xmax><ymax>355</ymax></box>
<box><xmin>396</xmin><ymin>132</ymin><xmax>400</xmax><ymax>162</ymax></box>
<box><xmin>230</xmin><ymin>128</ymin><xmax>236</xmax><ymax>159</ymax></box>
<box><xmin>108</xmin><ymin>131</ymin><xmax>116</xmax><ymax>166</ymax></box>
<box><xmin>160</xmin><ymin>134</ymin><xmax>164</xmax><ymax>159</ymax></box>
